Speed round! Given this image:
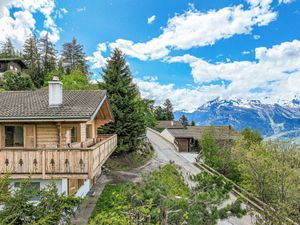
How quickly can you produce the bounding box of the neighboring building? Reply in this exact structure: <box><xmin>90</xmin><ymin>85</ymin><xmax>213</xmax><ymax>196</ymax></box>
<box><xmin>161</xmin><ymin>126</ymin><xmax>240</xmax><ymax>152</ymax></box>
<box><xmin>0</xmin><ymin>58</ymin><xmax>27</xmax><ymax>77</ymax></box>
<box><xmin>156</xmin><ymin>120</ymin><xmax>184</xmax><ymax>130</ymax></box>
<box><xmin>0</xmin><ymin>77</ymin><xmax>117</xmax><ymax>197</ymax></box>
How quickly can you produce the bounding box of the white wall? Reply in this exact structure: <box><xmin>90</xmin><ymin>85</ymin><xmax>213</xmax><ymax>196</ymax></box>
<box><xmin>161</xmin><ymin>129</ymin><xmax>176</xmax><ymax>143</ymax></box>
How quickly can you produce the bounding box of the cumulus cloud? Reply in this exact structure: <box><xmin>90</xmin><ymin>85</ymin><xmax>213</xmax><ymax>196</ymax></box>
<box><xmin>147</xmin><ymin>15</ymin><xmax>156</xmax><ymax>24</ymax></box>
<box><xmin>134</xmin><ymin>78</ymin><xmax>228</xmax><ymax>112</ymax></box>
<box><xmin>0</xmin><ymin>0</ymin><xmax>59</xmax><ymax>49</ymax></box>
<box><xmin>109</xmin><ymin>1</ymin><xmax>277</xmax><ymax>60</ymax></box>
<box><xmin>165</xmin><ymin>40</ymin><xmax>300</xmax><ymax>108</ymax></box>
<box><xmin>87</xmin><ymin>43</ymin><xmax>108</xmax><ymax>69</ymax></box>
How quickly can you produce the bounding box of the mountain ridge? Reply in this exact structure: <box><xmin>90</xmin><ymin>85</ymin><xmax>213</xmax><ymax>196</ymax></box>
<box><xmin>174</xmin><ymin>97</ymin><xmax>300</xmax><ymax>138</ymax></box>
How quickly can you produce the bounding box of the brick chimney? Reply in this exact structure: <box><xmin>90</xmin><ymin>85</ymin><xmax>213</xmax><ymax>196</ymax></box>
<box><xmin>48</xmin><ymin>76</ymin><xmax>63</xmax><ymax>107</ymax></box>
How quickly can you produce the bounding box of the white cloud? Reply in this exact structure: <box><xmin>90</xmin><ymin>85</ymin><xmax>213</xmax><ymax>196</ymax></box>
<box><xmin>253</xmin><ymin>34</ymin><xmax>261</xmax><ymax>40</ymax></box>
<box><xmin>165</xmin><ymin>40</ymin><xmax>300</xmax><ymax>108</ymax></box>
<box><xmin>278</xmin><ymin>0</ymin><xmax>293</xmax><ymax>4</ymax></box>
<box><xmin>109</xmin><ymin>1</ymin><xmax>277</xmax><ymax>60</ymax></box>
<box><xmin>87</xmin><ymin>43</ymin><xmax>108</xmax><ymax>69</ymax></box>
<box><xmin>242</xmin><ymin>50</ymin><xmax>250</xmax><ymax>54</ymax></box>
<box><xmin>0</xmin><ymin>0</ymin><xmax>59</xmax><ymax>49</ymax></box>
<box><xmin>147</xmin><ymin>15</ymin><xmax>156</xmax><ymax>24</ymax></box>
<box><xmin>134</xmin><ymin>78</ymin><xmax>227</xmax><ymax>112</ymax></box>
<box><xmin>77</xmin><ymin>7</ymin><xmax>86</xmax><ymax>12</ymax></box>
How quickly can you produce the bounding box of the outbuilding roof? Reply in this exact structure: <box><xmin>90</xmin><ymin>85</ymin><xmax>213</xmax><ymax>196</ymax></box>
<box><xmin>166</xmin><ymin>126</ymin><xmax>240</xmax><ymax>140</ymax></box>
<box><xmin>0</xmin><ymin>88</ymin><xmax>107</xmax><ymax>121</ymax></box>
<box><xmin>157</xmin><ymin>120</ymin><xmax>184</xmax><ymax>129</ymax></box>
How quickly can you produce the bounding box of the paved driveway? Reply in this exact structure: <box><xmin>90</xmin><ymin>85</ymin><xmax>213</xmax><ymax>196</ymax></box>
<box><xmin>146</xmin><ymin>128</ymin><xmax>254</xmax><ymax>225</ymax></box>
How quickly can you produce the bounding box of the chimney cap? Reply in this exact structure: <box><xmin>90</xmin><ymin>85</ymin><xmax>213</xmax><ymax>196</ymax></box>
<box><xmin>52</xmin><ymin>76</ymin><xmax>60</xmax><ymax>81</ymax></box>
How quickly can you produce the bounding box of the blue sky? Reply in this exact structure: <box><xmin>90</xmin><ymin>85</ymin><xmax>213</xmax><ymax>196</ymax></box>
<box><xmin>1</xmin><ymin>0</ymin><xmax>300</xmax><ymax>111</ymax></box>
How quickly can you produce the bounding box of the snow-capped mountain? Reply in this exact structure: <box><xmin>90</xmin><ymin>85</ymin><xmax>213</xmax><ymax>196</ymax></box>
<box><xmin>174</xmin><ymin>97</ymin><xmax>300</xmax><ymax>138</ymax></box>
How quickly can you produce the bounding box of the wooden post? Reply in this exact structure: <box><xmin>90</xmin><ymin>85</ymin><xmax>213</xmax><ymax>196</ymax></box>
<box><xmin>42</xmin><ymin>149</ymin><xmax>45</xmax><ymax>179</ymax></box>
<box><xmin>80</xmin><ymin>123</ymin><xmax>87</xmax><ymax>148</ymax></box>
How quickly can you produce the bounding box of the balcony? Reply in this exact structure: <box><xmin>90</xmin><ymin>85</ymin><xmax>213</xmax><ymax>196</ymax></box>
<box><xmin>0</xmin><ymin>134</ymin><xmax>117</xmax><ymax>179</ymax></box>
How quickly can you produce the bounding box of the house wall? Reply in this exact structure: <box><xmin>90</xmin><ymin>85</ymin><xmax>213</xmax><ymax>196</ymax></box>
<box><xmin>175</xmin><ymin>138</ymin><xmax>189</xmax><ymax>152</ymax></box>
<box><xmin>8</xmin><ymin>62</ymin><xmax>22</xmax><ymax>72</ymax></box>
<box><xmin>36</xmin><ymin>123</ymin><xmax>59</xmax><ymax>148</ymax></box>
<box><xmin>11</xmin><ymin>178</ymin><xmax>68</xmax><ymax>195</ymax></box>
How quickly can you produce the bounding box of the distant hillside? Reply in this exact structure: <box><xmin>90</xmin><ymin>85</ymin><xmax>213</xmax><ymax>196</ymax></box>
<box><xmin>174</xmin><ymin>97</ymin><xmax>300</xmax><ymax>141</ymax></box>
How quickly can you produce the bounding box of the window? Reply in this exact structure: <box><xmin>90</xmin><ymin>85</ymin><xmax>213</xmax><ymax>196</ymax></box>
<box><xmin>71</xmin><ymin>127</ymin><xmax>77</xmax><ymax>143</ymax></box>
<box><xmin>5</xmin><ymin>126</ymin><xmax>24</xmax><ymax>147</ymax></box>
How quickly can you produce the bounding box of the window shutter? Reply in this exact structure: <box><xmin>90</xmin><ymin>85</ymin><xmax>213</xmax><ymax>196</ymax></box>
<box><xmin>24</xmin><ymin>125</ymin><xmax>35</xmax><ymax>148</ymax></box>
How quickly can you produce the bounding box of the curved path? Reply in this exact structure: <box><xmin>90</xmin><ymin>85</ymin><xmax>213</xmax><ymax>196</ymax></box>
<box><xmin>146</xmin><ymin>128</ymin><xmax>254</xmax><ymax>225</ymax></box>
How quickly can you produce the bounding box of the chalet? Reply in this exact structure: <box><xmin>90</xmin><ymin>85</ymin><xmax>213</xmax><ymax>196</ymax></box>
<box><xmin>161</xmin><ymin>126</ymin><xmax>240</xmax><ymax>152</ymax></box>
<box><xmin>0</xmin><ymin>77</ymin><xmax>116</xmax><ymax>196</ymax></box>
<box><xmin>0</xmin><ymin>58</ymin><xmax>27</xmax><ymax>76</ymax></box>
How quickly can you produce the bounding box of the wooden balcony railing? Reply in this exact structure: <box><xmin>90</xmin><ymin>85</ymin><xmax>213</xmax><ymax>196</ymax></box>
<box><xmin>0</xmin><ymin>134</ymin><xmax>117</xmax><ymax>179</ymax></box>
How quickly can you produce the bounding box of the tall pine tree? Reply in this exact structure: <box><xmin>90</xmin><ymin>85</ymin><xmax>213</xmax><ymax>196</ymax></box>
<box><xmin>0</xmin><ymin>39</ymin><xmax>15</xmax><ymax>58</ymax></box>
<box><xmin>163</xmin><ymin>99</ymin><xmax>174</xmax><ymax>120</ymax></box>
<box><xmin>99</xmin><ymin>48</ymin><xmax>146</xmax><ymax>153</ymax></box>
<box><xmin>61</xmin><ymin>37</ymin><xmax>87</xmax><ymax>74</ymax></box>
<box><xmin>23</xmin><ymin>35</ymin><xmax>43</xmax><ymax>88</ymax></box>
<box><xmin>40</xmin><ymin>33</ymin><xmax>56</xmax><ymax>76</ymax></box>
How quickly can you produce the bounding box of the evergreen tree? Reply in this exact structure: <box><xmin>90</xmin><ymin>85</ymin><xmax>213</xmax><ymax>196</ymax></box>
<box><xmin>40</xmin><ymin>33</ymin><xmax>56</xmax><ymax>75</ymax></box>
<box><xmin>23</xmin><ymin>35</ymin><xmax>43</xmax><ymax>88</ymax></box>
<box><xmin>61</xmin><ymin>37</ymin><xmax>87</xmax><ymax>74</ymax></box>
<box><xmin>163</xmin><ymin>99</ymin><xmax>174</xmax><ymax>120</ymax></box>
<box><xmin>191</xmin><ymin>120</ymin><xmax>196</xmax><ymax>126</ymax></box>
<box><xmin>154</xmin><ymin>106</ymin><xmax>167</xmax><ymax>120</ymax></box>
<box><xmin>99</xmin><ymin>48</ymin><xmax>146</xmax><ymax>153</ymax></box>
<box><xmin>179</xmin><ymin>115</ymin><xmax>189</xmax><ymax>128</ymax></box>
<box><xmin>0</xmin><ymin>39</ymin><xmax>15</xmax><ymax>58</ymax></box>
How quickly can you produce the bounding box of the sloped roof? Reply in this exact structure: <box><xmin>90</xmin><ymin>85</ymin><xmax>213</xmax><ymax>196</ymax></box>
<box><xmin>0</xmin><ymin>58</ymin><xmax>27</xmax><ymax>69</ymax></box>
<box><xmin>166</xmin><ymin>126</ymin><xmax>240</xmax><ymax>140</ymax></box>
<box><xmin>0</xmin><ymin>88</ymin><xmax>107</xmax><ymax>121</ymax></box>
<box><xmin>157</xmin><ymin>120</ymin><xmax>184</xmax><ymax>129</ymax></box>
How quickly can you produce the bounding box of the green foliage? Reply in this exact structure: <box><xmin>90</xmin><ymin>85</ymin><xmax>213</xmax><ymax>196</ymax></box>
<box><xmin>163</xmin><ymin>99</ymin><xmax>174</xmax><ymax>120</ymax></box>
<box><xmin>89</xmin><ymin>164</ymin><xmax>245</xmax><ymax>225</ymax></box>
<box><xmin>179</xmin><ymin>115</ymin><xmax>189</xmax><ymax>128</ymax></box>
<box><xmin>190</xmin><ymin>120</ymin><xmax>196</xmax><ymax>126</ymax></box>
<box><xmin>154</xmin><ymin>105</ymin><xmax>167</xmax><ymax>120</ymax></box>
<box><xmin>240</xmin><ymin>128</ymin><xmax>263</xmax><ymax>146</ymax></box>
<box><xmin>40</xmin><ymin>33</ymin><xmax>57</xmax><ymax>76</ymax></box>
<box><xmin>23</xmin><ymin>35</ymin><xmax>43</xmax><ymax>88</ymax></box>
<box><xmin>62</xmin><ymin>37</ymin><xmax>88</xmax><ymax>75</ymax></box>
<box><xmin>99</xmin><ymin>48</ymin><xmax>148</xmax><ymax>153</ymax></box>
<box><xmin>200</xmin><ymin>128</ymin><xmax>241</xmax><ymax>182</ymax></box>
<box><xmin>0</xmin><ymin>177</ymin><xmax>81</xmax><ymax>225</ymax></box>
<box><xmin>3</xmin><ymin>70</ymin><xmax>34</xmax><ymax>91</ymax></box>
<box><xmin>62</xmin><ymin>69</ymin><xmax>93</xmax><ymax>90</ymax></box>
<box><xmin>232</xmin><ymin>139</ymin><xmax>300</xmax><ymax>223</ymax></box>
<box><xmin>0</xmin><ymin>39</ymin><xmax>16</xmax><ymax>57</ymax></box>
<box><xmin>105</xmin><ymin>140</ymin><xmax>154</xmax><ymax>171</ymax></box>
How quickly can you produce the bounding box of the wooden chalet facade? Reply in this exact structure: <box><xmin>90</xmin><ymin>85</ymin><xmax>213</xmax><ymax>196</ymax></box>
<box><xmin>0</xmin><ymin>77</ymin><xmax>117</xmax><ymax>196</ymax></box>
<box><xmin>0</xmin><ymin>58</ymin><xmax>27</xmax><ymax>76</ymax></box>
